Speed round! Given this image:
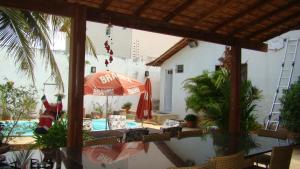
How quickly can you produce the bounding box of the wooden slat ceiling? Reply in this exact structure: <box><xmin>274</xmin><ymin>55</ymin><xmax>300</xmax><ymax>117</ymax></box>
<box><xmin>1</xmin><ymin>0</ymin><xmax>300</xmax><ymax>51</ymax></box>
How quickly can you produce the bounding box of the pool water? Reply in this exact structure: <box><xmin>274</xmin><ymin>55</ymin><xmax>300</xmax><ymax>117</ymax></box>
<box><xmin>2</xmin><ymin>119</ymin><xmax>139</xmax><ymax>136</ymax></box>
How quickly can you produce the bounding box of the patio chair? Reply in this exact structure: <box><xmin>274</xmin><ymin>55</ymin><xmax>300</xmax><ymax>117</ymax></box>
<box><xmin>108</xmin><ymin>115</ymin><xmax>127</xmax><ymax>130</ymax></box>
<box><xmin>210</xmin><ymin>151</ymin><xmax>245</xmax><ymax>169</ymax></box>
<box><xmin>84</xmin><ymin>136</ymin><xmax>119</xmax><ymax>147</ymax></box>
<box><xmin>142</xmin><ymin>133</ymin><xmax>171</xmax><ymax>142</ymax></box>
<box><xmin>245</xmin><ymin>145</ymin><xmax>293</xmax><ymax>169</ymax></box>
<box><xmin>171</xmin><ymin>152</ymin><xmax>244</xmax><ymax>169</ymax></box>
<box><xmin>168</xmin><ymin>167</ymin><xmax>201</xmax><ymax>169</ymax></box>
<box><xmin>177</xmin><ymin>130</ymin><xmax>204</xmax><ymax>139</ymax></box>
<box><xmin>162</xmin><ymin>126</ymin><xmax>183</xmax><ymax>137</ymax></box>
<box><xmin>125</xmin><ymin>128</ymin><xmax>149</xmax><ymax>142</ymax></box>
<box><xmin>254</xmin><ymin>129</ymin><xmax>288</xmax><ymax>167</ymax></box>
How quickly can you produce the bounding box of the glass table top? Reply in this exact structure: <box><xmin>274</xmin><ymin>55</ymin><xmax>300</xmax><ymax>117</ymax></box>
<box><xmin>60</xmin><ymin>132</ymin><xmax>296</xmax><ymax>169</ymax></box>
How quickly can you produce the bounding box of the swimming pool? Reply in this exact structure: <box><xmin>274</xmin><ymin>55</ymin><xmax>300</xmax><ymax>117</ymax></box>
<box><xmin>2</xmin><ymin>119</ymin><xmax>139</xmax><ymax>136</ymax></box>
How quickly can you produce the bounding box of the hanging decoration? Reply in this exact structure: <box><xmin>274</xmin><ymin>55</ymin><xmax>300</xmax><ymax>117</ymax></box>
<box><xmin>104</xmin><ymin>23</ymin><xmax>114</xmax><ymax>67</ymax></box>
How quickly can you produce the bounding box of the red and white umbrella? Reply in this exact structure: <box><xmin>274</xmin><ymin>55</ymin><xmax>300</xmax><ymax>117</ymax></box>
<box><xmin>84</xmin><ymin>70</ymin><xmax>145</xmax><ymax>96</ymax></box>
<box><xmin>136</xmin><ymin>78</ymin><xmax>152</xmax><ymax>120</ymax></box>
<box><xmin>83</xmin><ymin>142</ymin><xmax>149</xmax><ymax>165</ymax></box>
<box><xmin>84</xmin><ymin>70</ymin><xmax>145</xmax><ymax>129</ymax></box>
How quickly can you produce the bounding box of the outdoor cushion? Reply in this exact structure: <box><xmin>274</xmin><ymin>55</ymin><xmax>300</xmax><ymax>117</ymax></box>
<box><xmin>162</xmin><ymin>119</ymin><xmax>180</xmax><ymax>128</ymax></box>
<box><xmin>108</xmin><ymin>115</ymin><xmax>127</xmax><ymax>130</ymax></box>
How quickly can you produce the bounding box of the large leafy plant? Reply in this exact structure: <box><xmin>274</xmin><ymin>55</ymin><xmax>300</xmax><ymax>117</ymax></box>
<box><xmin>33</xmin><ymin>120</ymin><xmax>68</xmax><ymax>149</ymax></box>
<box><xmin>0</xmin><ymin>80</ymin><xmax>37</xmax><ymax>143</ymax></box>
<box><xmin>33</xmin><ymin>119</ymin><xmax>94</xmax><ymax>149</ymax></box>
<box><xmin>184</xmin><ymin>68</ymin><xmax>261</xmax><ymax>132</ymax></box>
<box><xmin>280</xmin><ymin>77</ymin><xmax>300</xmax><ymax>133</ymax></box>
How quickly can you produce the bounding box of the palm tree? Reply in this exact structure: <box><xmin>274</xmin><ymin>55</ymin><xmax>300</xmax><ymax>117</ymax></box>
<box><xmin>0</xmin><ymin>7</ymin><xmax>97</xmax><ymax>91</ymax></box>
<box><xmin>183</xmin><ymin>68</ymin><xmax>262</xmax><ymax>132</ymax></box>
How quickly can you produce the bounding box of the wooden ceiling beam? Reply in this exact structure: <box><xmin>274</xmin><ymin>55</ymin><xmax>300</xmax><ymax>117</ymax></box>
<box><xmin>230</xmin><ymin>0</ymin><xmax>300</xmax><ymax>35</ymax></box>
<box><xmin>0</xmin><ymin>0</ymin><xmax>267</xmax><ymax>51</ymax></box>
<box><xmin>87</xmin><ymin>9</ymin><xmax>267</xmax><ymax>52</ymax></box>
<box><xmin>134</xmin><ymin>0</ymin><xmax>153</xmax><ymax>16</ymax></box>
<box><xmin>261</xmin><ymin>23</ymin><xmax>300</xmax><ymax>42</ymax></box>
<box><xmin>192</xmin><ymin>0</ymin><xmax>233</xmax><ymax>27</ymax></box>
<box><xmin>99</xmin><ymin>0</ymin><xmax>112</xmax><ymax>10</ymax></box>
<box><xmin>163</xmin><ymin>0</ymin><xmax>196</xmax><ymax>22</ymax></box>
<box><xmin>0</xmin><ymin>0</ymin><xmax>73</xmax><ymax>17</ymax></box>
<box><xmin>211</xmin><ymin>0</ymin><xmax>271</xmax><ymax>32</ymax></box>
<box><xmin>246</xmin><ymin>11</ymin><xmax>300</xmax><ymax>39</ymax></box>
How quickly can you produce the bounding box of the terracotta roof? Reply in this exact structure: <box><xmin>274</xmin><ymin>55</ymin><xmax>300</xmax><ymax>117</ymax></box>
<box><xmin>3</xmin><ymin>0</ymin><xmax>300</xmax><ymax>51</ymax></box>
<box><xmin>146</xmin><ymin>38</ymin><xmax>190</xmax><ymax>66</ymax></box>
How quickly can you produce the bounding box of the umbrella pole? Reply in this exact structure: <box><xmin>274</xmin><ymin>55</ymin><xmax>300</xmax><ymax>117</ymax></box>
<box><xmin>106</xmin><ymin>95</ymin><xmax>108</xmax><ymax>130</ymax></box>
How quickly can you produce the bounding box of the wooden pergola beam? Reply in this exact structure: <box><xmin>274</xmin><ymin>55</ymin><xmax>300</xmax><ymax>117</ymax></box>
<box><xmin>87</xmin><ymin>9</ymin><xmax>267</xmax><ymax>52</ymax></box>
<box><xmin>0</xmin><ymin>0</ymin><xmax>73</xmax><ymax>17</ymax></box>
<box><xmin>67</xmin><ymin>5</ymin><xmax>86</xmax><ymax>149</ymax></box>
<box><xmin>211</xmin><ymin>0</ymin><xmax>271</xmax><ymax>32</ymax></box>
<box><xmin>262</xmin><ymin>24</ymin><xmax>300</xmax><ymax>42</ymax></box>
<box><xmin>229</xmin><ymin>45</ymin><xmax>241</xmax><ymax>134</ymax></box>
<box><xmin>163</xmin><ymin>0</ymin><xmax>195</xmax><ymax>22</ymax></box>
<box><xmin>192</xmin><ymin>0</ymin><xmax>233</xmax><ymax>27</ymax></box>
<box><xmin>134</xmin><ymin>0</ymin><xmax>153</xmax><ymax>16</ymax></box>
<box><xmin>0</xmin><ymin>0</ymin><xmax>267</xmax><ymax>52</ymax></box>
<box><xmin>230</xmin><ymin>0</ymin><xmax>300</xmax><ymax>35</ymax></box>
<box><xmin>99</xmin><ymin>0</ymin><xmax>112</xmax><ymax>10</ymax></box>
<box><xmin>246</xmin><ymin>12</ymin><xmax>300</xmax><ymax>39</ymax></box>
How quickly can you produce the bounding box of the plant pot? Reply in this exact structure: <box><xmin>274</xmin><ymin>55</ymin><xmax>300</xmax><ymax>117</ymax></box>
<box><xmin>41</xmin><ymin>148</ymin><xmax>57</xmax><ymax>160</ymax></box>
<box><xmin>125</xmin><ymin>108</ymin><xmax>130</xmax><ymax>114</ymax></box>
<box><xmin>2</xmin><ymin>115</ymin><xmax>11</xmax><ymax>120</ymax></box>
<box><xmin>186</xmin><ymin>121</ymin><xmax>196</xmax><ymax>128</ymax></box>
<box><xmin>0</xmin><ymin>143</ymin><xmax>10</xmax><ymax>154</ymax></box>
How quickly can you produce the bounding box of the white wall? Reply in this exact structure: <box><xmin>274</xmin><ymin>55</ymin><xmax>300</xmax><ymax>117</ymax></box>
<box><xmin>86</xmin><ymin>22</ymin><xmax>132</xmax><ymax>58</ymax></box>
<box><xmin>158</xmin><ymin>30</ymin><xmax>300</xmax><ymax>123</ymax></box>
<box><xmin>0</xmin><ymin>53</ymin><xmax>160</xmax><ymax>117</ymax></box>
<box><xmin>0</xmin><ymin>22</ymin><xmax>165</xmax><ymax>116</ymax></box>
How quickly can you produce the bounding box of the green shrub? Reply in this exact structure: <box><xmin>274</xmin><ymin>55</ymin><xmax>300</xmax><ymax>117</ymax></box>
<box><xmin>280</xmin><ymin>77</ymin><xmax>300</xmax><ymax>133</ymax></box>
<box><xmin>33</xmin><ymin>120</ymin><xmax>67</xmax><ymax>149</ymax></box>
<box><xmin>122</xmin><ymin>102</ymin><xmax>132</xmax><ymax>109</ymax></box>
<box><xmin>183</xmin><ymin>68</ymin><xmax>261</xmax><ymax>132</ymax></box>
<box><xmin>184</xmin><ymin>114</ymin><xmax>197</xmax><ymax>121</ymax></box>
<box><xmin>33</xmin><ymin>119</ymin><xmax>94</xmax><ymax>149</ymax></box>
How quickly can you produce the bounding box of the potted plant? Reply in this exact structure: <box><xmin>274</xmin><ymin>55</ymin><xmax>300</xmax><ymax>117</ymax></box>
<box><xmin>280</xmin><ymin>77</ymin><xmax>300</xmax><ymax>138</ymax></box>
<box><xmin>92</xmin><ymin>103</ymin><xmax>104</xmax><ymax>119</ymax></box>
<box><xmin>122</xmin><ymin>102</ymin><xmax>132</xmax><ymax>114</ymax></box>
<box><xmin>184</xmin><ymin>114</ymin><xmax>198</xmax><ymax>128</ymax></box>
<box><xmin>0</xmin><ymin>80</ymin><xmax>37</xmax><ymax>152</ymax></box>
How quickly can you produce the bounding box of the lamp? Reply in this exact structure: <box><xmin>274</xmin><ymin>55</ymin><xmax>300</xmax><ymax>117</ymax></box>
<box><xmin>91</xmin><ymin>66</ymin><xmax>96</xmax><ymax>73</ymax></box>
<box><xmin>145</xmin><ymin>71</ymin><xmax>149</xmax><ymax>77</ymax></box>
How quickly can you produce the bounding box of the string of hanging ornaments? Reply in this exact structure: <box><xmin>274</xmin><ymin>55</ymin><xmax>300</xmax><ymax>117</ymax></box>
<box><xmin>104</xmin><ymin>23</ymin><xmax>114</xmax><ymax>67</ymax></box>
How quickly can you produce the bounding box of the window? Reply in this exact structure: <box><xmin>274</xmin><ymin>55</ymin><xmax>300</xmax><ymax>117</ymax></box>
<box><xmin>176</xmin><ymin>65</ymin><xmax>184</xmax><ymax>73</ymax></box>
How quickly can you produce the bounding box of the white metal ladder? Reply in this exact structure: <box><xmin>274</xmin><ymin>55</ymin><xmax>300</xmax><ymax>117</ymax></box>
<box><xmin>265</xmin><ymin>38</ymin><xmax>299</xmax><ymax>131</ymax></box>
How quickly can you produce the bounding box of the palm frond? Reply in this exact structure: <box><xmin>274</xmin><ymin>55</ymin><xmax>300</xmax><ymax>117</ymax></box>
<box><xmin>0</xmin><ymin>8</ymin><xmax>35</xmax><ymax>83</ymax></box>
<box><xmin>21</xmin><ymin>11</ymin><xmax>64</xmax><ymax>91</ymax></box>
<box><xmin>60</xmin><ymin>19</ymin><xmax>98</xmax><ymax>58</ymax></box>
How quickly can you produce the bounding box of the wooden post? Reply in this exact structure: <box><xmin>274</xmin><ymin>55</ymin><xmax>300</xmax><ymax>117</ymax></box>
<box><xmin>67</xmin><ymin>5</ymin><xmax>86</xmax><ymax>148</ymax></box>
<box><xmin>229</xmin><ymin>45</ymin><xmax>241</xmax><ymax>134</ymax></box>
